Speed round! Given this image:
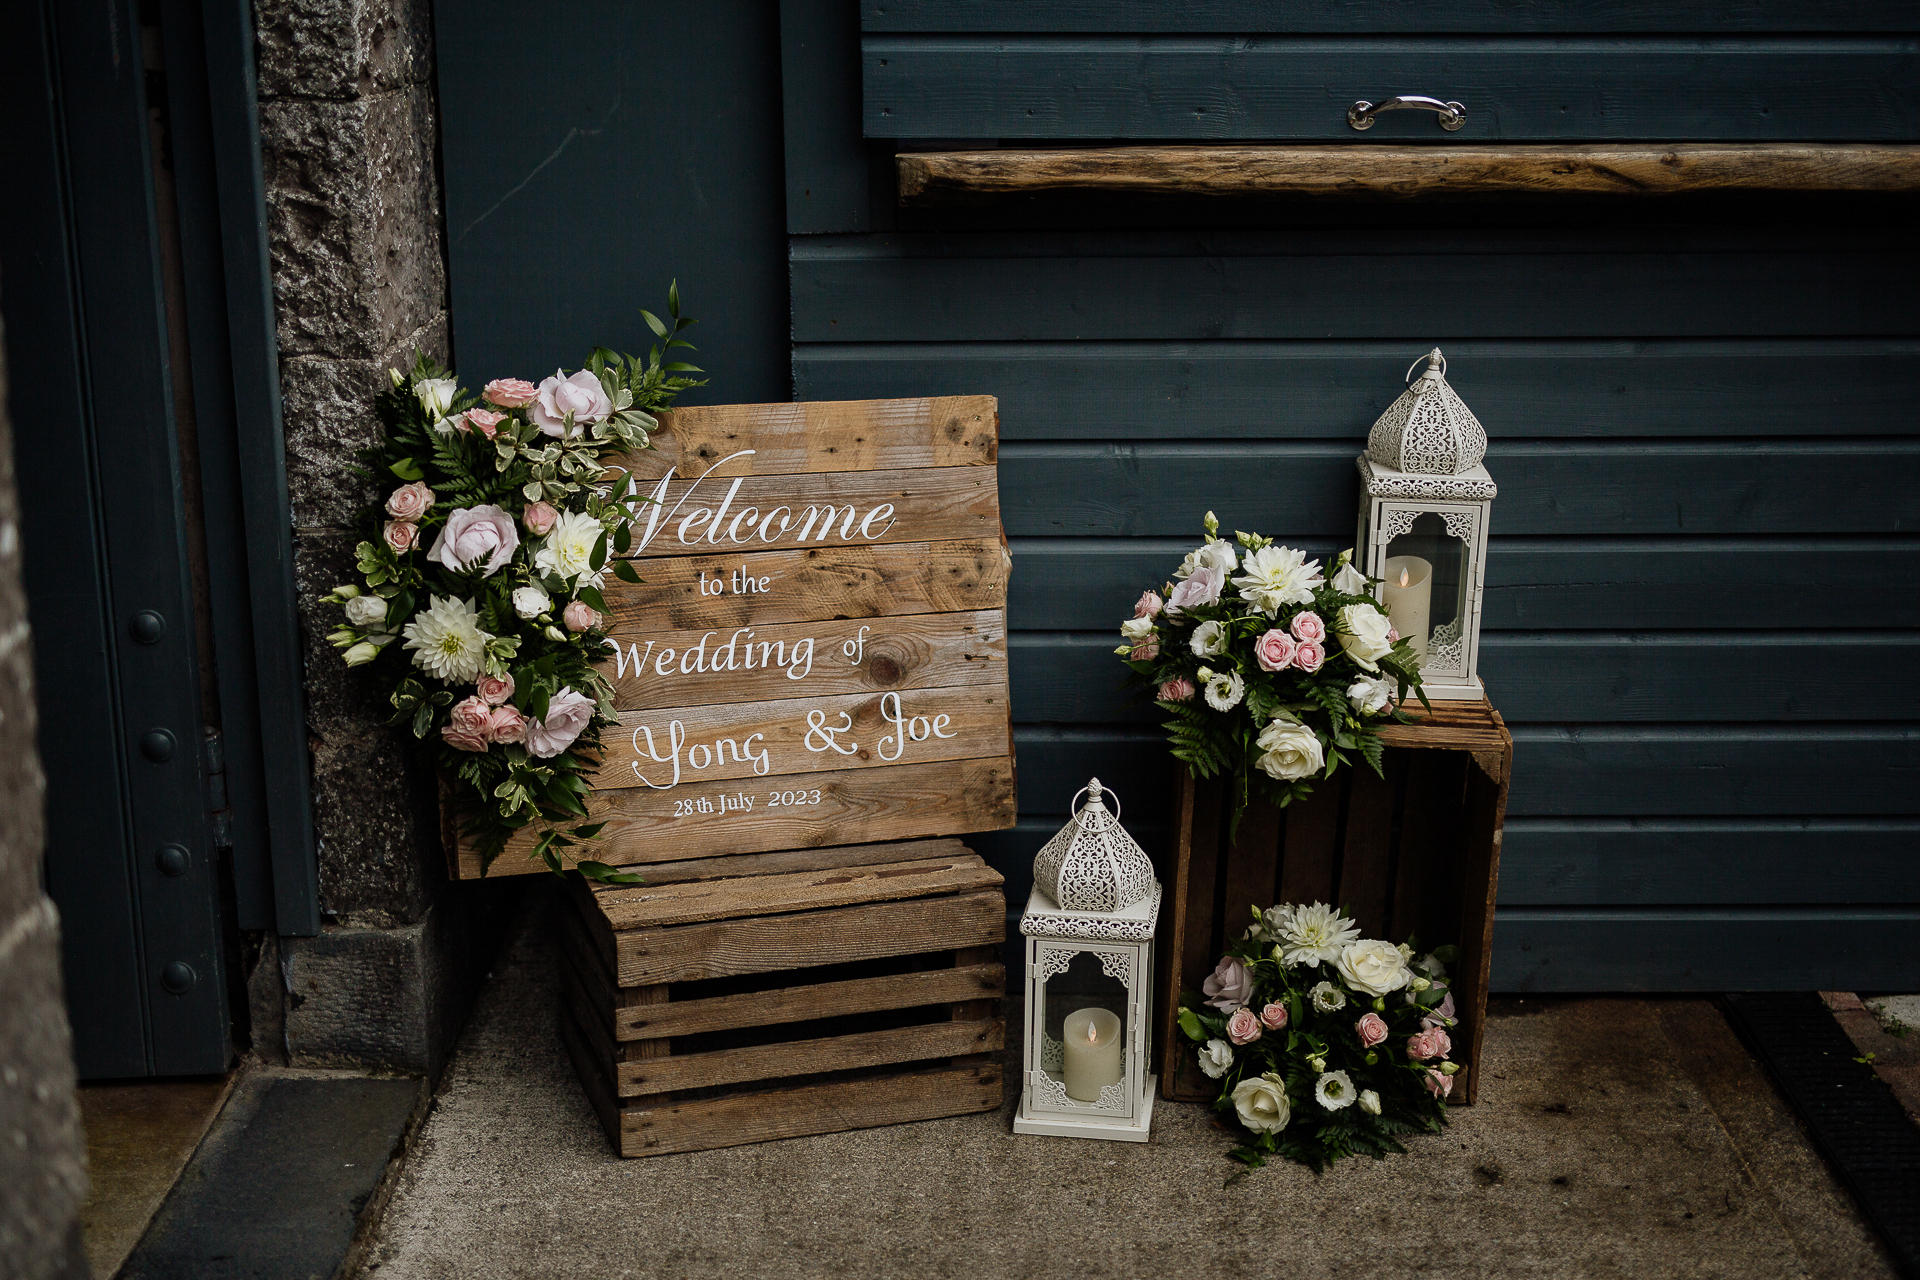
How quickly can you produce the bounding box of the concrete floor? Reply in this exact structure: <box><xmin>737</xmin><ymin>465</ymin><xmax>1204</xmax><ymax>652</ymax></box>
<box><xmin>354</xmin><ymin>892</ymin><xmax>1899</xmax><ymax>1280</ymax></box>
<box><xmin>76</xmin><ymin>1073</ymin><xmax>234</xmax><ymax>1278</ymax></box>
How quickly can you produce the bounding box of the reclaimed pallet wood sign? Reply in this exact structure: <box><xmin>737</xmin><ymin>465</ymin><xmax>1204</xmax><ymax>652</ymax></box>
<box><xmin>452</xmin><ymin>396</ymin><xmax>1017</xmax><ymax>878</ymax></box>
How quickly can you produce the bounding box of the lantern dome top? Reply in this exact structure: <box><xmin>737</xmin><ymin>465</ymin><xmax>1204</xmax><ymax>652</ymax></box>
<box><xmin>1032</xmin><ymin>778</ymin><xmax>1155</xmax><ymax>915</ymax></box>
<box><xmin>1365</xmin><ymin>348</ymin><xmax>1488</xmax><ymax>477</ymax></box>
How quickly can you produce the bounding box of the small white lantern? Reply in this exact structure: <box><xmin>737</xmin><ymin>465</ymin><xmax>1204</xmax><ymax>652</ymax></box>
<box><xmin>1013</xmin><ymin>778</ymin><xmax>1160</xmax><ymax>1142</ymax></box>
<box><xmin>1355</xmin><ymin>348</ymin><xmax>1497</xmax><ymax>701</ymax></box>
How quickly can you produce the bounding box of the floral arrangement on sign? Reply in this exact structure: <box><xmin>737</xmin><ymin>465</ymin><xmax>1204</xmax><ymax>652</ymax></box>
<box><xmin>321</xmin><ymin>286</ymin><xmax>705</xmax><ymax>881</ymax></box>
<box><xmin>1177</xmin><ymin>902</ymin><xmax>1459</xmax><ymax>1173</ymax></box>
<box><xmin>1117</xmin><ymin>512</ymin><xmax>1427</xmax><ymax>832</ymax></box>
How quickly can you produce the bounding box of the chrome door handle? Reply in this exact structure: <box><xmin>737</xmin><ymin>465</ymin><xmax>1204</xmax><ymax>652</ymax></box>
<box><xmin>1347</xmin><ymin>96</ymin><xmax>1466</xmax><ymax>131</ymax></box>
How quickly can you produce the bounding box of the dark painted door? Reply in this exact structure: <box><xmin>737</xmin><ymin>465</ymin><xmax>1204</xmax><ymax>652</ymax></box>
<box><xmin>0</xmin><ymin>0</ymin><xmax>318</xmax><ymax>1076</ymax></box>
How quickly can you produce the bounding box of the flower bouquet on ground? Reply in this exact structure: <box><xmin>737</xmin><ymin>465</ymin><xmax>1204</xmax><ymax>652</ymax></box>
<box><xmin>1177</xmin><ymin>902</ymin><xmax>1460</xmax><ymax>1174</ymax></box>
<box><xmin>320</xmin><ymin>285</ymin><xmax>706</xmax><ymax>880</ymax></box>
<box><xmin>1117</xmin><ymin>512</ymin><xmax>1428</xmax><ymax>833</ymax></box>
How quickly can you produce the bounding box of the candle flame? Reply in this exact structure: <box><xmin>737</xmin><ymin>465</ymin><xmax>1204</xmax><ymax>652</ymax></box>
<box><xmin>1399</xmin><ymin>567</ymin><xmax>1410</xmax><ymax>588</ymax></box>
<box><xmin>1084</xmin><ymin>1021</ymin><xmax>1100</xmax><ymax>1044</ymax></box>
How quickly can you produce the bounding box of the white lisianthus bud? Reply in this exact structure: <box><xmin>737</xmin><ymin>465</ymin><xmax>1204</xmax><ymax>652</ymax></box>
<box><xmin>1440</xmin><ymin>1061</ymin><xmax>1460</xmax><ymax>1075</ymax></box>
<box><xmin>1397</xmin><ymin>942</ymin><xmax>1415</xmax><ymax>959</ymax></box>
<box><xmin>414</xmin><ymin>376</ymin><xmax>459</xmax><ymax>419</ymax></box>
<box><xmin>343</xmin><ymin>641</ymin><xmax>380</xmax><ymax>666</ymax></box>
<box><xmin>544</xmin><ymin>626</ymin><xmax>567</xmax><ymax>642</ymax></box>
<box><xmin>1119</xmin><ymin>616</ymin><xmax>1155</xmax><ymax>642</ymax></box>
<box><xmin>334</xmin><ymin>583</ymin><xmax>360</xmax><ymax>599</ymax></box>
<box><xmin>388</xmin><ymin>367</ymin><xmax>406</xmax><ymax>388</ymax></box>
<box><xmin>1308</xmin><ymin>1055</ymin><xmax>1326</xmax><ymax>1074</ymax></box>
<box><xmin>1359</xmin><ymin>1089</ymin><xmax>1382</xmax><ymax>1115</ymax></box>
<box><xmin>512</xmin><ymin>585</ymin><xmax>551</xmax><ymax>619</ymax></box>
<box><xmin>344</xmin><ymin>594</ymin><xmax>388</xmax><ymax>628</ymax></box>
<box><xmin>1332</xmin><ymin>553</ymin><xmax>1369</xmax><ymax>596</ymax></box>
<box><xmin>1411</xmin><ymin>975</ymin><xmax>1432</xmax><ymax>992</ymax></box>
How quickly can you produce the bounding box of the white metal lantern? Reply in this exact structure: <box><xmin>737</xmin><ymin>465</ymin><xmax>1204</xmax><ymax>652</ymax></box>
<box><xmin>1013</xmin><ymin>778</ymin><xmax>1160</xmax><ymax>1142</ymax></box>
<box><xmin>1355</xmin><ymin>348</ymin><xmax>1496</xmax><ymax>701</ymax></box>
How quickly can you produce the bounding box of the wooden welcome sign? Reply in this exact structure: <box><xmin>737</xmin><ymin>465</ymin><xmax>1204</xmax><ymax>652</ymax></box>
<box><xmin>452</xmin><ymin>396</ymin><xmax>1017</xmax><ymax>878</ymax></box>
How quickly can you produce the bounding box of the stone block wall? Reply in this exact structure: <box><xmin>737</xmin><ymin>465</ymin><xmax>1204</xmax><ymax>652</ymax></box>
<box><xmin>253</xmin><ymin>0</ymin><xmax>495</xmax><ymax>1075</ymax></box>
<box><xmin>0</xmin><ymin>304</ymin><xmax>92</xmax><ymax>1278</ymax></box>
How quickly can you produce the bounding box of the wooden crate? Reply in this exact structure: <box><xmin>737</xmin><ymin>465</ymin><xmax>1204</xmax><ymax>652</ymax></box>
<box><xmin>1154</xmin><ymin>698</ymin><xmax>1512</xmax><ymax>1106</ymax></box>
<box><xmin>556</xmin><ymin>838</ymin><xmax>1009</xmax><ymax>1156</ymax></box>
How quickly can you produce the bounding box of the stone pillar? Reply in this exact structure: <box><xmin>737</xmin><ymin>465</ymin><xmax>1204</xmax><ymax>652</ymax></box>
<box><xmin>0</xmin><ymin>298</ymin><xmax>93</xmax><ymax>1276</ymax></box>
<box><xmin>253</xmin><ymin>0</ymin><xmax>493</xmax><ymax>1076</ymax></box>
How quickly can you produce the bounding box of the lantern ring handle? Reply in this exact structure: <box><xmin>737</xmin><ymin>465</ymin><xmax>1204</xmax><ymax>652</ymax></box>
<box><xmin>1406</xmin><ymin>350</ymin><xmax>1447</xmax><ymax>384</ymax></box>
<box><xmin>1068</xmin><ymin>785</ymin><xmax>1120</xmax><ymax>823</ymax></box>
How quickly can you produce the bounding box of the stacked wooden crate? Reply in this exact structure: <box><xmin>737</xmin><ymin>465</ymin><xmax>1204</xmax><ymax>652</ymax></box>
<box><xmin>1155</xmin><ymin>698</ymin><xmax>1512</xmax><ymax>1105</ymax></box>
<box><xmin>556</xmin><ymin>839</ymin><xmax>1008</xmax><ymax>1156</ymax></box>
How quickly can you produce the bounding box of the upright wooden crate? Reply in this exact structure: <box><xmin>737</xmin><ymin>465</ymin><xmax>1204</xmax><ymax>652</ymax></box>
<box><xmin>1155</xmin><ymin>698</ymin><xmax>1512</xmax><ymax>1105</ymax></box>
<box><xmin>556</xmin><ymin>838</ymin><xmax>1008</xmax><ymax>1156</ymax></box>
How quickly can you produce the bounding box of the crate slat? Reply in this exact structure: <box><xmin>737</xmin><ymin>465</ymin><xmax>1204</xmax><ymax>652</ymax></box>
<box><xmin>615</xmin><ymin>887</ymin><xmax>1006</xmax><ymax>986</ymax></box>
<box><xmin>619</xmin><ymin>1062</ymin><xmax>1004</xmax><ymax>1157</ymax></box>
<box><xmin>617</xmin><ymin>1017</ymin><xmax>1003</xmax><ymax>1096</ymax></box>
<box><xmin>593</xmin><ymin>854</ymin><xmax>996</xmax><ymax>929</ymax></box>
<box><xmin>595</xmin><ymin>837</ymin><xmax>975</xmax><ymax>890</ymax></box>
<box><xmin>615</xmin><ymin>963</ymin><xmax>1006</xmax><ymax>1041</ymax></box>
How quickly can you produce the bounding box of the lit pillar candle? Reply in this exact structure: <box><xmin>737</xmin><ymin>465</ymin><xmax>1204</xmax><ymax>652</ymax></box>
<box><xmin>1381</xmin><ymin>555</ymin><xmax>1433</xmax><ymax>662</ymax></box>
<box><xmin>1061</xmin><ymin>1007</ymin><xmax>1123</xmax><ymax>1101</ymax></box>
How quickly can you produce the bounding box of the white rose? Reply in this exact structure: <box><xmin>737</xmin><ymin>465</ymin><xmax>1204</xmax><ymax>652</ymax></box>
<box><xmin>1359</xmin><ymin>1089</ymin><xmax>1382</xmax><ymax>1115</ymax></box>
<box><xmin>343</xmin><ymin>594</ymin><xmax>388</xmax><ymax>628</ymax></box>
<box><xmin>512</xmin><ymin>585</ymin><xmax>552</xmax><ymax>619</ymax></box>
<box><xmin>534</xmin><ymin>510</ymin><xmax>606</xmax><ymax>587</ymax></box>
<box><xmin>1335</xmin><ymin>939</ymin><xmax>1413</xmax><ymax>997</ymax></box>
<box><xmin>1337</xmin><ymin>603</ymin><xmax>1394</xmax><ymax>673</ymax></box>
<box><xmin>414</xmin><ymin>376</ymin><xmax>459</xmax><ymax>419</ymax></box>
<box><xmin>1119</xmin><ymin>616</ymin><xmax>1155</xmax><ymax>642</ymax></box>
<box><xmin>1331</xmin><ymin>552</ymin><xmax>1369</xmax><ymax>596</ymax></box>
<box><xmin>1255</xmin><ymin>714</ymin><xmax>1325</xmax><ymax>781</ymax></box>
<box><xmin>1189</xmin><ymin>619</ymin><xmax>1228</xmax><ymax>657</ymax></box>
<box><xmin>1347</xmin><ymin>674</ymin><xmax>1393</xmax><ymax>715</ymax></box>
<box><xmin>1229</xmin><ymin>1073</ymin><xmax>1291</xmax><ymax>1133</ymax></box>
<box><xmin>1197</xmin><ymin>1039</ymin><xmax>1234</xmax><ymax>1079</ymax></box>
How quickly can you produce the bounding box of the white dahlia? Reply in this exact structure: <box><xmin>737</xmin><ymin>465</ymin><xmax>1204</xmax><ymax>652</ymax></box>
<box><xmin>401</xmin><ymin>595</ymin><xmax>491</xmax><ymax>684</ymax></box>
<box><xmin>1232</xmin><ymin>545</ymin><xmax>1323</xmax><ymax>616</ymax></box>
<box><xmin>1278</xmin><ymin>901</ymin><xmax>1361</xmax><ymax>968</ymax></box>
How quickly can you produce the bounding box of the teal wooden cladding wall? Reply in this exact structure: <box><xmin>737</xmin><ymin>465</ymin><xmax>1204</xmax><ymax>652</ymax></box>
<box><xmin>791</xmin><ymin>4</ymin><xmax>1920</xmax><ymax>991</ymax></box>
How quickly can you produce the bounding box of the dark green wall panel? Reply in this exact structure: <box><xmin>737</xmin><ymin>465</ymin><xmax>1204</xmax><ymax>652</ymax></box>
<box><xmin>864</xmin><ymin>2</ymin><xmax>1904</xmax><ymax>34</ymax></box>
<box><xmin>794</xmin><ymin>340</ymin><xmax>1920</xmax><ymax>441</ymax></box>
<box><xmin>862</xmin><ymin>37</ymin><xmax>1920</xmax><ymax>141</ymax></box>
<box><xmin>1491</xmin><ymin>910</ymin><xmax>1920</xmax><ymax>991</ymax></box>
<box><xmin>792</xmin><ymin>236</ymin><xmax>1919</xmax><ymax>342</ymax></box>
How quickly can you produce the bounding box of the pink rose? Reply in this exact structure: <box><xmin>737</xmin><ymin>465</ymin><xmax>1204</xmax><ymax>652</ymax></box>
<box><xmin>1425</xmin><ymin>1069</ymin><xmax>1454</xmax><ymax>1100</ymax></box>
<box><xmin>442</xmin><ymin>696</ymin><xmax>494</xmax><ymax>752</ymax></box>
<box><xmin>524</xmin><ymin>686</ymin><xmax>596</xmax><ymax>758</ymax></box>
<box><xmin>1202</xmin><ymin>956</ymin><xmax>1254</xmax><ymax>1013</ymax></box>
<box><xmin>1130</xmin><ymin>638</ymin><xmax>1160</xmax><ymax>662</ymax></box>
<box><xmin>1226</xmin><ymin>1007</ymin><xmax>1263</xmax><ymax>1046</ymax></box>
<box><xmin>385</xmin><ymin>481</ymin><xmax>433</xmax><ymax>521</ymax></box>
<box><xmin>482</xmin><ymin>378</ymin><xmax>538</xmax><ymax>408</ymax></box>
<box><xmin>529</xmin><ymin>370</ymin><xmax>613</xmax><ymax>437</ymax></box>
<box><xmin>427</xmin><ymin>504</ymin><xmax>520</xmax><ymax>577</ymax></box>
<box><xmin>1134</xmin><ymin>590</ymin><xmax>1163</xmax><ymax>619</ymax></box>
<box><xmin>1253</xmin><ymin>628</ymin><xmax>1296</xmax><ymax>672</ymax></box>
<box><xmin>1164</xmin><ymin>566</ymin><xmax>1224</xmax><ymax>616</ymax></box>
<box><xmin>486</xmin><ymin>704</ymin><xmax>528</xmax><ymax>745</ymax></box>
<box><xmin>383</xmin><ymin>520</ymin><xmax>418</xmax><ymax>553</ymax></box>
<box><xmin>522</xmin><ymin>501</ymin><xmax>559</xmax><ymax>536</ymax></box>
<box><xmin>1292</xmin><ymin>640</ymin><xmax>1326</xmax><ymax>673</ymax></box>
<box><xmin>1407</xmin><ymin>1026</ymin><xmax>1452</xmax><ymax>1061</ymax></box>
<box><xmin>476</xmin><ymin>672</ymin><xmax>515</xmax><ymax>706</ymax></box>
<box><xmin>1289</xmin><ymin>611</ymin><xmax>1326</xmax><ymax>643</ymax></box>
<box><xmin>461</xmin><ymin>408</ymin><xmax>506</xmax><ymax>438</ymax></box>
<box><xmin>562</xmin><ymin>599</ymin><xmax>601</xmax><ymax>632</ymax></box>
<box><xmin>1158</xmin><ymin>677</ymin><xmax>1195</xmax><ymax>702</ymax></box>
<box><xmin>1260</xmin><ymin>1002</ymin><xmax>1288</xmax><ymax>1031</ymax></box>
<box><xmin>1355</xmin><ymin>1012</ymin><xmax>1388</xmax><ymax>1048</ymax></box>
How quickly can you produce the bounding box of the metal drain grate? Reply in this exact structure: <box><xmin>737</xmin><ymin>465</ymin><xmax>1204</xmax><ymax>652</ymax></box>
<box><xmin>1722</xmin><ymin>992</ymin><xmax>1920</xmax><ymax>1277</ymax></box>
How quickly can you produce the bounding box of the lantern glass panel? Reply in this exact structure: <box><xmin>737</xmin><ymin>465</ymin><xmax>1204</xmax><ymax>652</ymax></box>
<box><xmin>1384</xmin><ymin>512</ymin><xmax>1470</xmax><ymax>677</ymax></box>
<box><xmin>1041</xmin><ymin>950</ymin><xmax>1131</xmax><ymax>1107</ymax></box>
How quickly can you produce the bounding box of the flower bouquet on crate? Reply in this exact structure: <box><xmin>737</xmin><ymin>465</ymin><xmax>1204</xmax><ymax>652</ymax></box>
<box><xmin>320</xmin><ymin>285</ymin><xmax>706</xmax><ymax>881</ymax></box>
<box><xmin>1117</xmin><ymin>512</ymin><xmax>1427</xmax><ymax>834</ymax></box>
<box><xmin>1178</xmin><ymin>902</ymin><xmax>1460</xmax><ymax>1174</ymax></box>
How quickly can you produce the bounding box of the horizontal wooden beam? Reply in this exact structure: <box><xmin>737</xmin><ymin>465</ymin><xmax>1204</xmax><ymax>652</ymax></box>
<box><xmin>898</xmin><ymin>145</ymin><xmax>1920</xmax><ymax>203</ymax></box>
